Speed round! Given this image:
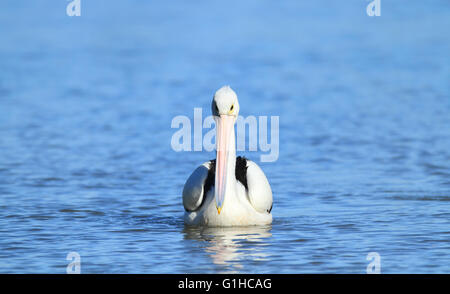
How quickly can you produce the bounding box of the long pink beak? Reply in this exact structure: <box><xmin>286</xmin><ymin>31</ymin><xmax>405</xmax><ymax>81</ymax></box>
<box><xmin>214</xmin><ymin>114</ymin><xmax>234</xmax><ymax>214</ymax></box>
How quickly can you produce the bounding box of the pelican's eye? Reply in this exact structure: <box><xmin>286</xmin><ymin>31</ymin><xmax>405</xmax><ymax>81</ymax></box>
<box><xmin>230</xmin><ymin>104</ymin><xmax>234</xmax><ymax>112</ymax></box>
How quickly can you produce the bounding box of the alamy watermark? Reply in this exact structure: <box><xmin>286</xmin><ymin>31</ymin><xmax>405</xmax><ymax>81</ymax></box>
<box><xmin>366</xmin><ymin>252</ymin><xmax>381</xmax><ymax>274</ymax></box>
<box><xmin>66</xmin><ymin>0</ymin><xmax>81</xmax><ymax>17</ymax></box>
<box><xmin>66</xmin><ymin>1</ymin><xmax>380</xmax><ymax>18</ymax></box>
<box><xmin>171</xmin><ymin>108</ymin><xmax>279</xmax><ymax>163</ymax></box>
<box><xmin>66</xmin><ymin>252</ymin><xmax>81</xmax><ymax>274</ymax></box>
<box><xmin>366</xmin><ymin>0</ymin><xmax>381</xmax><ymax>17</ymax></box>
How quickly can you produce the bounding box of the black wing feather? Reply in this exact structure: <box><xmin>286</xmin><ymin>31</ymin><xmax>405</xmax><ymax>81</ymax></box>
<box><xmin>203</xmin><ymin>156</ymin><xmax>248</xmax><ymax>194</ymax></box>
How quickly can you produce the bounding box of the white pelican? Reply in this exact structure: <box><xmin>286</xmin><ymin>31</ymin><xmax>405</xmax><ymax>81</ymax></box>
<box><xmin>183</xmin><ymin>86</ymin><xmax>273</xmax><ymax>226</ymax></box>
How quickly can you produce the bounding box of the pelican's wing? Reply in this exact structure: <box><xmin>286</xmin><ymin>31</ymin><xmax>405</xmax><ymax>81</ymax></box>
<box><xmin>246</xmin><ymin>160</ymin><xmax>273</xmax><ymax>214</ymax></box>
<box><xmin>182</xmin><ymin>161</ymin><xmax>213</xmax><ymax>212</ymax></box>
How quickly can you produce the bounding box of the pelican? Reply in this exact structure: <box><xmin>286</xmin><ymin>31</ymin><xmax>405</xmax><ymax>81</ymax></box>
<box><xmin>182</xmin><ymin>86</ymin><xmax>273</xmax><ymax>226</ymax></box>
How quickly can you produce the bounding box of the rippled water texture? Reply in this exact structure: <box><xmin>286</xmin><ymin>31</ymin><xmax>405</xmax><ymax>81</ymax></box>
<box><xmin>0</xmin><ymin>1</ymin><xmax>449</xmax><ymax>273</ymax></box>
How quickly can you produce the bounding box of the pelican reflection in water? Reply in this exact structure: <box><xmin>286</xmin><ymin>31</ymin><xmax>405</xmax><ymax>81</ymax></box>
<box><xmin>183</xmin><ymin>225</ymin><xmax>272</xmax><ymax>272</ymax></box>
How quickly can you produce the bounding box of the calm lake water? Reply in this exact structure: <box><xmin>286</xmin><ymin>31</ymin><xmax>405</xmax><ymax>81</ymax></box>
<box><xmin>0</xmin><ymin>1</ymin><xmax>449</xmax><ymax>273</ymax></box>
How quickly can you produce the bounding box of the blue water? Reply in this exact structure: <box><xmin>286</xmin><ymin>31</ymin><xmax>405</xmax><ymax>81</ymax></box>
<box><xmin>0</xmin><ymin>1</ymin><xmax>449</xmax><ymax>273</ymax></box>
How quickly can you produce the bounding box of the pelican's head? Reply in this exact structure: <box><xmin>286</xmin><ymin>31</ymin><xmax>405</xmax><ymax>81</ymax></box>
<box><xmin>211</xmin><ymin>85</ymin><xmax>240</xmax><ymax>118</ymax></box>
<box><xmin>211</xmin><ymin>86</ymin><xmax>239</xmax><ymax>214</ymax></box>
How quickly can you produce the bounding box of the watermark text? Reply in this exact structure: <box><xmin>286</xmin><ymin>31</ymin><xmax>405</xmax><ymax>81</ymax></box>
<box><xmin>171</xmin><ymin>108</ymin><xmax>279</xmax><ymax>162</ymax></box>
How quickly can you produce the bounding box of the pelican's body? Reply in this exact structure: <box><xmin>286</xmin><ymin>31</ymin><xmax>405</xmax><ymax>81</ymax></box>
<box><xmin>183</xmin><ymin>86</ymin><xmax>273</xmax><ymax>226</ymax></box>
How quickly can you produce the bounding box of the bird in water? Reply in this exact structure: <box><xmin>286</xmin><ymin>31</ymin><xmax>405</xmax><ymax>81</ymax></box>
<box><xmin>182</xmin><ymin>86</ymin><xmax>273</xmax><ymax>226</ymax></box>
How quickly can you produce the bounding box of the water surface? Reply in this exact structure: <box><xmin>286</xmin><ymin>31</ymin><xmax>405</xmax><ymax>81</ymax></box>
<box><xmin>0</xmin><ymin>1</ymin><xmax>449</xmax><ymax>273</ymax></box>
